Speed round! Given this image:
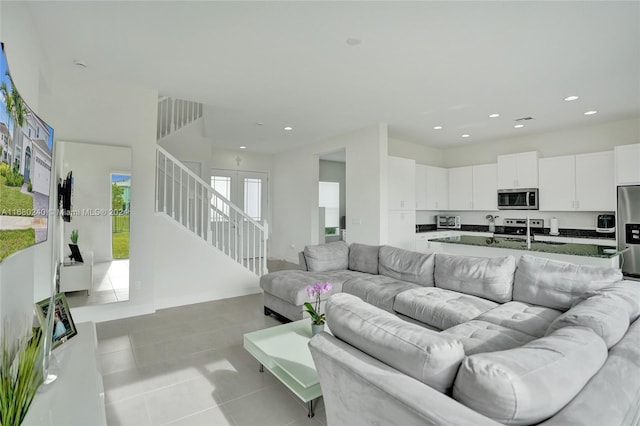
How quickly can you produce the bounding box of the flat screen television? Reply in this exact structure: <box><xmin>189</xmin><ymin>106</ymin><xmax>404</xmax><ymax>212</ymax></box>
<box><xmin>0</xmin><ymin>42</ymin><xmax>55</xmax><ymax>262</ymax></box>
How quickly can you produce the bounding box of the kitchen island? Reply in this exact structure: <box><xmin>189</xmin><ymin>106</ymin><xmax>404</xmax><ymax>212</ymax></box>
<box><xmin>429</xmin><ymin>235</ymin><xmax>619</xmax><ymax>267</ymax></box>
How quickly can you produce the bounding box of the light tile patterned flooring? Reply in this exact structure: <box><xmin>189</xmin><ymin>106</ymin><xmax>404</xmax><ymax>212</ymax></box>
<box><xmin>97</xmin><ymin>293</ymin><xmax>326</xmax><ymax>426</ymax></box>
<box><xmin>67</xmin><ymin>260</ymin><xmax>130</xmax><ymax>308</ymax></box>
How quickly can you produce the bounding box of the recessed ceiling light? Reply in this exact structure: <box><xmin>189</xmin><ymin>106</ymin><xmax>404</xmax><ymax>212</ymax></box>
<box><xmin>584</xmin><ymin>110</ymin><xmax>598</xmax><ymax>116</ymax></box>
<box><xmin>514</xmin><ymin>124</ymin><xmax>524</xmax><ymax>128</ymax></box>
<box><xmin>256</xmin><ymin>122</ymin><xmax>264</xmax><ymax>126</ymax></box>
<box><xmin>284</xmin><ymin>126</ymin><xmax>293</xmax><ymax>131</ymax></box>
<box><xmin>433</xmin><ymin>126</ymin><xmax>443</xmax><ymax>130</ymax></box>
<box><xmin>489</xmin><ymin>113</ymin><xmax>500</xmax><ymax>118</ymax></box>
<box><xmin>564</xmin><ymin>95</ymin><xmax>579</xmax><ymax>101</ymax></box>
<box><xmin>461</xmin><ymin>134</ymin><xmax>470</xmax><ymax>138</ymax></box>
<box><xmin>239</xmin><ymin>146</ymin><xmax>247</xmax><ymax>149</ymax></box>
<box><xmin>346</xmin><ymin>38</ymin><xmax>362</xmax><ymax>46</ymax></box>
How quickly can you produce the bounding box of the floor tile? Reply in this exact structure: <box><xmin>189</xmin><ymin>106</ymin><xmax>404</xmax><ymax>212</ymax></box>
<box><xmin>105</xmin><ymin>395</ymin><xmax>152</xmax><ymax>426</ymax></box>
<box><xmin>167</xmin><ymin>405</ymin><xmax>235</xmax><ymax>426</ymax></box>
<box><xmin>223</xmin><ymin>385</ymin><xmax>307</xmax><ymax>426</ymax></box>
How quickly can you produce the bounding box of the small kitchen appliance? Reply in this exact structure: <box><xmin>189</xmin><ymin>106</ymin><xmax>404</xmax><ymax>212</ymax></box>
<box><xmin>436</xmin><ymin>215</ymin><xmax>461</xmax><ymax>229</ymax></box>
<box><xmin>596</xmin><ymin>214</ymin><xmax>615</xmax><ymax>234</ymax></box>
<box><xmin>497</xmin><ymin>188</ymin><xmax>539</xmax><ymax>210</ymax></box>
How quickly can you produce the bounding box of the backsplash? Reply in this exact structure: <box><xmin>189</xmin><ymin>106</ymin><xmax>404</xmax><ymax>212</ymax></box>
<box><xmin>416</xmin><ymin>210</ymin><xmax>616</xmax><ymax>239</ymax></box>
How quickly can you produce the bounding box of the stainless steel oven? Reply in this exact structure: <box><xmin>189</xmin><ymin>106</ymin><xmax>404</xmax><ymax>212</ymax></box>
<box><xmin>497</xmin><ymin>188</ymin><xmax>539</xmax><ymax>210</ymax></box>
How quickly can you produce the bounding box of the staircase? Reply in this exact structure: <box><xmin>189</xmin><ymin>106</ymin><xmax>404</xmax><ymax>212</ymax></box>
<box><xmin>157</xmin><ymin>97</ymin><xmax>204</xmax><ymax>141</ymax></box>
<box><xmin>155</xmin><ymin>115</ymin><xmax>268</xmax><ymax>276</ymax></box>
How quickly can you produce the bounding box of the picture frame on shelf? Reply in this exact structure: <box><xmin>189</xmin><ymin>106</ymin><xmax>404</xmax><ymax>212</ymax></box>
<box><xmin>35</xmin><ymin>292</ymin><xmax>78</xmax><ymax>350</ymax></box>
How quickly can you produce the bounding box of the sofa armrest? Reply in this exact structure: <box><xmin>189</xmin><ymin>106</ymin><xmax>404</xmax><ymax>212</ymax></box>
<box><xmin>309</xmin><ymin>333</ymin><xmax>501</xmax><ymax>426</ymax></box>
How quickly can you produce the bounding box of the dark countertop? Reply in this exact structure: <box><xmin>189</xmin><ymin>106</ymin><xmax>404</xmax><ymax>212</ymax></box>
<box><xmin>429</xmin><ymin>235</ymin><xmax>619</xmax><ymax>258</ymax></box>
<box><xmin>415</xmin><ymin>224</ymin><xmax>616</xmax><ymax>240</ymax></box>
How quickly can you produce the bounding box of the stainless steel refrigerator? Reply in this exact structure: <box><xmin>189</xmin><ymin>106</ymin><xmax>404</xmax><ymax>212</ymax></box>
<box><xmin>618</xmin><ymin>185</ymin><xmax>640</xmax><ymax>278</ymax></box>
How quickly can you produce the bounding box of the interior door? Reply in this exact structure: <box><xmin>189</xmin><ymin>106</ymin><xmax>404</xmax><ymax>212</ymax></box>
<box><xmin>211</xmin><ymin>169</ymin><xmax>268</xmax><ymax>264</ymax></box>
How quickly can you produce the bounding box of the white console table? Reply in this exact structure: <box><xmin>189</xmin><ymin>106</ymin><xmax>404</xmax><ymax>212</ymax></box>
<box><xmin>60</xmin><ymin>251</ymin><xmax>94</xmax><ymax>294</ymax></box>
<box><xmin>23</xmin><ymin>322</ymin><xmax>106</xmax><ymax>426</ymax></box>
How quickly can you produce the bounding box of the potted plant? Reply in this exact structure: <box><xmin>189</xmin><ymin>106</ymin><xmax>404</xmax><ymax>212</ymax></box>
<box><xmin>70</xmin><ymin>229</ymin><xmax>78</xmax><ymax>245</ymax></box>
<box><xmin>304</xmin><ymin>282</ymin><xmax>333</xmax><ymax>336</ymax></box>
<box><xmin>0</xmin><ymin>322</ymin><xmax>44</xmax><ymax>425</ymax></box>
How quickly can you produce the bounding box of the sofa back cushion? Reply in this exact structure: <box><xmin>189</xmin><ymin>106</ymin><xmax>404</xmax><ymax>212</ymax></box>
<box><xmin>348</xmin><ymin>243</ymin><xmax>380</xmax><ymax>274</ymax></box>
<box><xmin>545</xmin><ymin>283</ymin><xmax>640</xmax><ymax>348</ymax></box>
<box><xmin>453</xmin><ymin>326</ymin><xmax>607</xmax><ymax>425</ymax></box>
<box><xmin>513</xmin><ymin>255</ymin><xmax>623</xmax><ymax>310</ymax></box>
<box><xmin>325</xmin><ymin>293</ymin><xmax>465</xmax><ymax>394</ymax></box>
<box><xmin>303</xmin><ymin>241</ymin><xmax>349</xmax><ymax>272</ymax></box>
<box><xmin>378</xmin><ymin>246</ymin><xmax>435</xmax><ymax>286</ymax></box>
<box><xmin>434</xmin><ymin>254</ymin><xmax>516</xmax><ymax>303</ymax></box>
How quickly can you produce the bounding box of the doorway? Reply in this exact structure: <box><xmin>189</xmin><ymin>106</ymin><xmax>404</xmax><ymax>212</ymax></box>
<box><xmin>210</xmin><ymin>169</ymin><xmax>268</xmax><ymax>224</ymax></box>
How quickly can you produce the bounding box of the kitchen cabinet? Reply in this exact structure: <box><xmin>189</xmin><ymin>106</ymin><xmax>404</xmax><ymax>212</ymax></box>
<box><xmin>448</xmin><ymin>164</ymin><xmax>497</xmax><ymax>211</ymax></box>
<box><xmin>615</xmin><ymin>143</ymin><xmax>640</xmax><ymax>185</ymax></box>
<box><xmin>388</xmin><ymin>156</ymin><xmax>416</xmax><ymax>210</ymax></box>
<box><xmin>416</xmin><ymin>164</ymin><xmax>448</xmax><ymax>210</ymax></box>
<box><xmin>448</xmin><ymin>166</ymin><xmax>473</xmax><ymax>210</ymax></box>
<box><xmin>497</xmin><ymin>151</ymin><xmax>538</xmax><ymax>189</ymax></box>
<box><xmin>472</xmin><ymin>164</ymin><xmax>498</xmax><ymax>210</ymax></box>
<box><xmin>388</xmin><ymin>210</ymin><xmax>416</xmax><ymax>250</ymax></box>
<box><xmin>539</xmin><ymin>151</ymin><xmax>614</xmax><ymax>211</ymax></box>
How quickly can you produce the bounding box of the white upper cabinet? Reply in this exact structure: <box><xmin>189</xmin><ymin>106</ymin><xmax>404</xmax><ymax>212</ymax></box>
<box><xmin>448</xmin><ymin>166</ymin><xmax>473</xmax><ymax>210</ymax></box>
<box><xmin>539</xmin><ymin>155</ymin><xmax>576</xmax><ymax>211</ymax></box>
<box><xmin>426</xmin><ymin>166</ymin><xmax>449</xmax><ymax>210</ymax></box>
<box><xmin>575</xmin><ymin>151</ymin><xmax>615</xmax><ymax>211</ymax></box>
<box><xmin>416</xmin><ymin>165</ymin><xmax>448</xmax><ymax>210</ymax></box>
<box><xmin>539</xmin><ymin>151</ymin><xmax>615</xmax><ymax>211</ymax></box>
<box><xmin>388</xmin><ymin>156</ymin><xmax>416</xmax><ymax>211</ymax></box>
<box><xmin>615</xmin><ymin>143</ymin><xmax>640</xmax><ymax>185</ymax></box>
<box><xmin>497</xmin><ymin>151</ymin><xmax>538</xmax><ymax>189</ymax></box>
<box><xmin>472</xmin><ymin>163</ymin><xmax>498</xmax><ymax>210</ymax></box>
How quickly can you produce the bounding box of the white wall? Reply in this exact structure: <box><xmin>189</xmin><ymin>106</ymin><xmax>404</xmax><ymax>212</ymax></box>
<box><xmin>152</xmin><ymin>215</ymin><xmax>260</xmax><ymax>309</ymax></box>
<box><xmin>442</xmin><ymin>117</ymin><xmax>640</xmax><ymax>167</ymax></box>
<box><xmin>270</xmin><ymin>123</ymin><xmax>389</xmax><ymax>262</ymax></box>
<box><xmin>59</xmin><ymin>141</ymin><xmax>131</xmax><ymax>262</ymax></box>
<box><xmin>388</xmin><ymin>137</ymin><xmax>445</xmax><ymax>167</ymax></box>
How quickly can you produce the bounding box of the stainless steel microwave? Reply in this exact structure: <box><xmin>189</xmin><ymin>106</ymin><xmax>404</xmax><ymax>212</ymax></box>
<box><xmin>436</xmin><ymin>215</ymin><xmax>461</xmax><ymax>229</ymax></box>
<box><xmin>497</xmin><ymin>188</ymin><xmax>539</xmax><ymax>210</ymax></box>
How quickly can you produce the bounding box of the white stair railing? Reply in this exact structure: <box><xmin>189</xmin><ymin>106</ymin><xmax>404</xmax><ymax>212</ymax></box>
<box><xmin>157</xmin><ymin>97</ymin><xmax>204</xmax><ymax>140</ymax></box>
<box><xmin>155</xmin><ymin>146</ymin><xmax>268</xmax><ymax>276</ymax></box>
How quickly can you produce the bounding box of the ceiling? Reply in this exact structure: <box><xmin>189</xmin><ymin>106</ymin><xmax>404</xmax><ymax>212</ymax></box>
<box><xmin>24</xmin><ymin>1</ymin><xmax>640</xmax><ymax>154</ymax></box>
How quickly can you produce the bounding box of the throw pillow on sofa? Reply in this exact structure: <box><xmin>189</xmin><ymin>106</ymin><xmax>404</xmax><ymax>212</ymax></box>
<box><xmin>348</xmin><ymin>243</ymin><xmax>380</xmax><ymax>274</ymax></box>
<box><xmin>378</xmin><ymin>246</ymin><xmax>435</xmax><ymax>287</ymax></box>
<box><xmin>453</xmin><ymin>326</ymin><xmax>607</xmax><ymax>425</ymax></box>
<box><xmin>325</xmin><ymin>293</ymin><xmax>465</xmax><ymax>394</ymax></box>
<box><xmin>513</xmin><ymin>255</ymin><xmax>623</xmax><ymax>311</ymax></box>
<box><xmin>434</xmin><ymin>253</ymin><xmax>516</xmax><ymax>303</ymax></box>
<box><xmin>303</xmin><ymin>241</ymin><xmax>349</xmax><ymax>272</ymax></box>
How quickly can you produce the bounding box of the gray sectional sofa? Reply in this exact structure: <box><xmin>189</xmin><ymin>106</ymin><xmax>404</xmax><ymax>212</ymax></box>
<box><xmin>260</xmin><ymin>241</ymin><xmax>640</xmax><ymax>425</ymax></box>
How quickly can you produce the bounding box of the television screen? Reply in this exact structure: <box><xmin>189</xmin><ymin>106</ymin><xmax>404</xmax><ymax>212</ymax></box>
<box><xmin>0</xmin><ymin>42</ymin><xmax>54</xmax><ymax>261</ymax></box>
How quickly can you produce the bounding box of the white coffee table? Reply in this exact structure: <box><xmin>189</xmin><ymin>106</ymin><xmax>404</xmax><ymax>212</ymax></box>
<box><xmin>243</xmin><ymin>320</ymin><xmax>322</xmax><ymax>417</ymax></box>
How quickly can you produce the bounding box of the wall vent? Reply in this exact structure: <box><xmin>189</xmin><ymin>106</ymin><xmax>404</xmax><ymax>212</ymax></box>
<box><xmin>515</xmin><ymin>117</ymin><xmax>534</xmax><ymax>121</ymax></box>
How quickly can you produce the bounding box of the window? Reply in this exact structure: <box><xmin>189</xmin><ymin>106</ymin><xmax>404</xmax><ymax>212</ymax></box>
<box><xmin>319</xmin><ymin>181</ymin><xmax>340</xmax><ymax>235</ymax></box>
<box><xmin>211</xmin><ymin>175</ymin><xmax>231</xmax><ymax>218</ymax></box>
<box><xmin>244</xmin><ymin>178</ymin><xmax>262</xmax><ymax>221</ymax></box>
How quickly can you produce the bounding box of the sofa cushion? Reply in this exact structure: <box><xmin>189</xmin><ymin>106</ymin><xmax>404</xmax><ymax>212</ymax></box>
<box><xmin>303</xmin><ymin>241</ymin><xmax>349</xmax><ymax>272</ymax></box>
<box><xmin>538</xmin><ymin>321</ymin><xmax>640</xmax><ymax>426</ymax></box>
<box><xmin>393</xmin><ymin>287</ymin><xmax>498</xmax><ymax>331</ymax></box>
<box><xmin>325</xmin><ymin>293</ymin><xmax>465</xmax><ymax>394</ymax></box>
<box><xmin>343</xmin><ymin>275</ymin><xmax>420</xmax><ymax>313</ymax></box>
<box><xmin>512</xmin><ymin>255</ymin><xmax>623</xmax><ymax>311</ymax></box>
<box><xmin>453</xmin><ymin>327</ymin><xmax>607</xmax><ymax>425</ymax></box>
<box><xmin>348</xmin><ymin>243</ymin><xmax>380</xmax><ymax>275</ymax></box>
<box><xmin>259</xmin><ymin>269</ymin><xmax>367</xmax><ymax>306</ymax></box>
<box><xmin>434</xmin><ymin>254</ymin><xmax>516</xmax><ymax>303</ymax></box>
<box><xmin>576</xmin><ymin>280</ymin><xmax>640</xmax><ymax>323</ymax></box>
<box><xmin>477</xmin><ymin>302</ymin><xmax>562</xmax><ymax>338</ymax></box>
<box><xmin>378</xmin><ymin>246</ymin><xmax>435</xmax><ymax>287</ymax></box>
<box><xmin>546</xmin><ymin>293</ymin><xmax>631</xmax><ymax>349</ymax></box>
<box><xmin>442</xmin><ymin>320</ymin><xmax>536</xmax><ymax>355</ymax></box>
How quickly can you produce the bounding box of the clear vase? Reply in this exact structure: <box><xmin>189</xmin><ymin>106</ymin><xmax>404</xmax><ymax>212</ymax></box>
<box><xmin>311</xmin><ymin>323</ymin><xmax>324</xmax><ymax>337</ymax></box>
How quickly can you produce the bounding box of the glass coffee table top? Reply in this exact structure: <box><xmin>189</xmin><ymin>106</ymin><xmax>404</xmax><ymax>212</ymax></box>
<box><xmin>243</xmin><ymin>319</ymin><xmax>322</xmax><ymax>416</ymax></box>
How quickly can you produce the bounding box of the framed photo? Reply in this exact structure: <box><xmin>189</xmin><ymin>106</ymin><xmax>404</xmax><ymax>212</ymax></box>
<box><xmin>35</xmin><ymin>293</ymin><xmax>78</xmax><ymax>349</ymax></box>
